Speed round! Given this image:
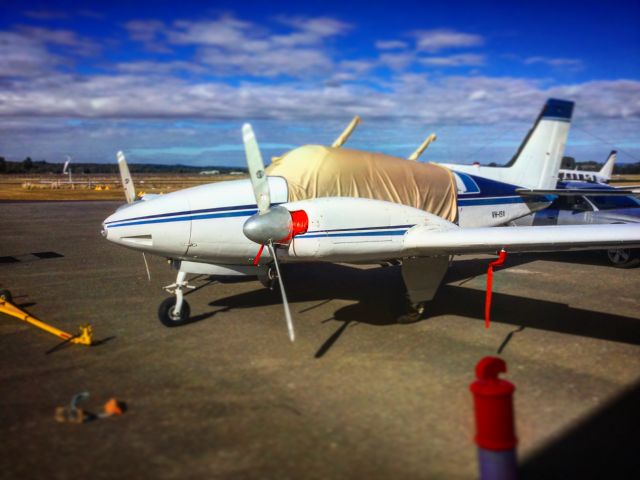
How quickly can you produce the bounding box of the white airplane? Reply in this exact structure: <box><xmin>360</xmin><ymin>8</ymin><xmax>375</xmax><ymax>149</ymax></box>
<box><xmin>102</xmin><ymin>99</ymin><xmax>640</xmax><ymax>341</ymax></box>
<box><xmin>558</xmin><ymin>150</ymin><xmax>616</xmax><ymax>184</ymax></box>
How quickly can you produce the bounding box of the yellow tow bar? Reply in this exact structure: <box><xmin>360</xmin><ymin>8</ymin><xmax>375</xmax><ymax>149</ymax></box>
<box><xmin>0</xmin><ymin>290</ymin><xmax>93</xmax><ymax>346</ymax></box>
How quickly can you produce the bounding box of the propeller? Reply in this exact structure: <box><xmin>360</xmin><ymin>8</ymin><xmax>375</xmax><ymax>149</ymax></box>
<box><xmin>242</xmin><ymin>125</ymin><xmax>270</xmax><ymax>214</ymax></box>
<box><xmin>117</xmin><ymin>151</ymin><xmax>136</xmax><ymax>204</ymax></box>
<box><xmin>116</xmin><ymin>151</ymin><xmax>151</xmax><ymax>281</ymax></box>
<box><xmin>241</xmin><ymin>124</ymin><xmax>308</xmax><ymax>342</ymax></box>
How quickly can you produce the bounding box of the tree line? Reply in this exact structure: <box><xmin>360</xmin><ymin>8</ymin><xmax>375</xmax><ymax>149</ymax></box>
<box><xmin>1</xmin><ymin>155</ymin><xmax>640</xmax><ymax>175</ymax></box>
<box><xmin>0</xmin><ymin>157</ymin><xmax>247</xmax><ymax>174</ymax></box>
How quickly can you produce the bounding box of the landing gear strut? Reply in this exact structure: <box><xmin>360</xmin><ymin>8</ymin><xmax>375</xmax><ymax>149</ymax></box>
<box><xmin>398</xmin><ymin>256</ymin><xmax>449</xmax><ymax>324</ymax></box>
<box><xmin>159</xmin><ymin>271</ymin><xmax>195</xmax><ymax>327</ymax></box>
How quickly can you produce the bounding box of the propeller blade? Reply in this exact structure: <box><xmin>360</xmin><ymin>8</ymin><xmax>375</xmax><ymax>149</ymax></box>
<box><xmin>332</xmin><ymin>115</ymin><xmax>361</xmax><ymax>148</ymax></box>
<box><xmin>408</xmin><ymin>133</ymin><xmax>437</xmax><ymax>161</ymax></box>
<box><xmin>242</xmin><ymin>124</ymin><xmax>270</xmax><ymax>214</ymax></box>
<box><xmin>142</xmin><ymin>252</ymin><xmax>151</xmax><ymax>282</ymax></box>
<box><xmin>267</xmin><ymin>241</ymin><xmax>295</xmax><ymax>342</ymax></box>
<box><xmin>117</xmin><ymin>151</ymin><xmax>136</xmax><ymax>204</ymax></box>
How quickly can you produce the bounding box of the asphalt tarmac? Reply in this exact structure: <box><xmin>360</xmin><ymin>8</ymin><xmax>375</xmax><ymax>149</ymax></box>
<box><xmin>1</xmin><ymin>201</ymin><xmax>639</xmax><ymax>479</ymax></box>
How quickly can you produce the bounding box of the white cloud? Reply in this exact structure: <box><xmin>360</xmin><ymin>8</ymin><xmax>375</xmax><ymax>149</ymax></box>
<box><xmin>124</xmin><ymin>15</ymin><xmax>351</xmax><ymax>78</ymax></box>
<box><xmin>0</xmin><ymin>31</ymin><xmax>61</xmax><ymax>77</ymax></box>
<box><xmin>15</xmin><ymin>26</ymin><xmax>101</xmax><ymax>56</ymax></box>
<box><xmin>1</xmin><ymin>17</ymin><xmax>637</xmax><ymax>124</ymax></box>
<box><xmin>339</xmin><ymin>60</ymin><xmax>375</xmax><ymax>74</ymax></box>
<box><xmin>379</xmin><ymin>52</ymin><xmax>415</xmax><ymax>70</ymax></box>
<box><xmin>420</xmin><ymin>53</ymin><xmax>485</xmax><ymax>67</ymax></box>
<box><xmin>198</xmin><ymin>47</ymin><xmax>333</xmax><ymax>77</ymax></box>
<box><xmin>125</xmin><ymin>20</ymin><xmax>164</xmax><ymax>42</ymax></box>
<box><xmin>1</xmin><ymin>15</ymin><xmax>638</xmax><ymax>165</ymax></box>
<box><xmin>375</xmin><ymin>40</ymin><xmax>408</xmax><ymax>50</ymax></box>
<box><xmin>412</xmin><ymin>29</ymin><xmax>483</xmax><ymax>53</ymax></box>
<box><xmin>114</xmin><ymin>61</ymin><xmax>208</xmax><ymax>74</ymax></box>
<box><xmin>524</xmin><ymin>56</ymin><xmax>584</xmax><ymax>69</ymax></box>
<box><xmin>124</xmin><ymin>20</ymin><xmax>172</xmax><ymax>53</ymax></box>
<box><xmin>2</xmin><ymin>67</ymin><xmax>639</xmax><ymax>125</ymax></box>
<box><xmin>168</xmin><ymin>16</ymin><xmax>254</xmax><ymax>47</ymax></box>
<box><xmin>468</xmin><ymin>89</ymin><xmax>488</xmax><ymax>101</ymax></box>
<box><xmin>274</xmin><ymin>16</ymin><xmax>351</xmax><ymax>38</ymax></box>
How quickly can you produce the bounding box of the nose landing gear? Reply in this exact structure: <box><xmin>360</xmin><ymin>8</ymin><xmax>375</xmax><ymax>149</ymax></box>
<box><xmin>159</xmin><ymin>271</ymin><xmax>195</xmax><ymax>327</ymax></box>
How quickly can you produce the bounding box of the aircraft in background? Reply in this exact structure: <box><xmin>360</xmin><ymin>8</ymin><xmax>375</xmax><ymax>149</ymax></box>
<box><xmin>510</xmin><ymin>180</ymin><xmax>640</xmax><ymax>268</ymax></box>
<box><xmin>558</xmin><ymin>151</ymin><xmax>617</xmax><ymax>184</ymax></box>
<box><xmin>102</xmin><ymin>99</ymin><xmax>640</xmax><ymax>341</ymax></box>
<box><xmin>40</xmin><ymin>155</ymin><xmax>113</xmax><ymax>187</ymax></box>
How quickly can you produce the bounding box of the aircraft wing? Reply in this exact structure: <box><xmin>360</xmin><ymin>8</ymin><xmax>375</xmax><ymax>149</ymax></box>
<box><xmin>403</xmin><ymin>223</ymin><xmax>640</xmax><ymax>256</ymax></box>
<box><xmin>516</xmin><ymin>188</ymin><xmax>639</xmax><ymax>196</ymax></box>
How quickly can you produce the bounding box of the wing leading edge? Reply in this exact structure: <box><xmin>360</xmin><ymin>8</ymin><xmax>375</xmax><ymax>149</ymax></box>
<box><xmin>403</xmin><ymin>223</ymin><xmax>640</xmax><ymax>256</ymax></box>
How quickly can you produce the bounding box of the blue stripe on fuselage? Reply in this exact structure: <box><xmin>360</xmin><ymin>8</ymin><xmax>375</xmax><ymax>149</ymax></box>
<box><xmin>301</xmin><ymin>230</ymin><xmax>408</xmax><ymax>239</ymax></box>
<box><xmin>299</xmin><ymin>225</ymin><xmax>411</xmax><ymax>238</ymax></box>
<box><xmin>103</xmin><ymin>203</ymin><xmax>283</xmax><ymax>226</ymax></box>
<box><xmin>107</xmin><ymin>208</ymin><xmax>258</xmax><ymax>228</ymax></box>
<box><xmin>458</xmin><ymin>196</ymin><xmax>524</xmax><ymax>206</ymax></box>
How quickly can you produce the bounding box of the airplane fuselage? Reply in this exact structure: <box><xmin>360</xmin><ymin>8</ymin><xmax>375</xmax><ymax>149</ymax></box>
<box><xmin>102</xmin><ymin>172</ymin><xmax>551</xmax><ymax>266</ymax></box>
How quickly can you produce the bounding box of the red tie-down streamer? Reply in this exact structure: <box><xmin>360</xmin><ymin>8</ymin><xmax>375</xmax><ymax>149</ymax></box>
<box><xmin>485</xmin><ymin>249</ymin><xmax>507</xmax><ymax>329</ymax></box>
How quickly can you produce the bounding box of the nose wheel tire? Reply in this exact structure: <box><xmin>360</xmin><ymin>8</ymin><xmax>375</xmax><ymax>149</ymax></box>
<box><xmin>158</xmin><ymin>297</ymin><xmax>191</xmax><ymax>327</ymax></box>
<box><xmin>606</xmin><ymin>248</ymin><xmax>640</xmax><ymax>269</ymax></box>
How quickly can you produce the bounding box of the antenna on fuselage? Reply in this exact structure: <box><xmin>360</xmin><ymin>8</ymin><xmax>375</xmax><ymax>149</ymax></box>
<box><xmin>332</xmin><ymin>115</ymin><xmax>361</xmax><ymax>148</ymax></box>
<box><xmin>116</xmin><ymin>150</ymin><xmax>150</xmax><ymax>280</ymax></box>
<box><xmin>408</xmin><ymin>133</ymin><xmax>437</xmax><ymax>161</ymax></box>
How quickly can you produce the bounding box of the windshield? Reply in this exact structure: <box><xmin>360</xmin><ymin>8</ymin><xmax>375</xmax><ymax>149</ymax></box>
<box><xmin>587</xmin><ymin>195</ymin><xmax>640</xmax><ymax>210</ymax></box>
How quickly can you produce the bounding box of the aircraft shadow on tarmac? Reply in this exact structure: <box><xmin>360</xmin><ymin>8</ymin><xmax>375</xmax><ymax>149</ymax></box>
<box><xmin>200</xmin><ymin>261</ymin><xmax>640</xmax><ymax>470</ymax></box>
<box><xmin>201</xmin><ymin>262</ymin><xmax>640</xmax><ymax>351</ymax></box>
<box><xmin>519</xmin><ymin>378</ymin><xmax>640</xmax><ymax>479</ymax></box>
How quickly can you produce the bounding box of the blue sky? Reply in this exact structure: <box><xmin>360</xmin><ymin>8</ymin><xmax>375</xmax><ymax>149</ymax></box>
<box><xmin>1</xmin><ymin>0</ymin><xmax>639</xmax><ymax>166</ymax></box>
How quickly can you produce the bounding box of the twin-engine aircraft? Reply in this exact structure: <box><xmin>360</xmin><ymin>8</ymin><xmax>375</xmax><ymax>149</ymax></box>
<box><xmin>102</xmin><ymin>99</ymin><xmax>640</xmax><ymax>341</ymax></box>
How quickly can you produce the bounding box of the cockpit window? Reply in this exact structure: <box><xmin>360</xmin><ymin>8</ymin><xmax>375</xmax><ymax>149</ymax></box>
<box><xmin>588</xmin><ymin>195</ymin><xmax>640</xmax><ymax>210</ymax></box>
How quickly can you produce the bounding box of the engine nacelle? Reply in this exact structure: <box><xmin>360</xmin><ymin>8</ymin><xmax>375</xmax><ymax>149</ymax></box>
<box><xmin>282</xmin><ymin>197</ymin><xmax>456</xmax><ymax>262</ymax></box>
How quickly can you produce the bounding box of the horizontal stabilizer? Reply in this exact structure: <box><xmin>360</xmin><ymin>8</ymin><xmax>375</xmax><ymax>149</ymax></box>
<box><xmin>516</xmin><ymin>188</ymin><xmax>640</xmax><ymax>196</ymax></box>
